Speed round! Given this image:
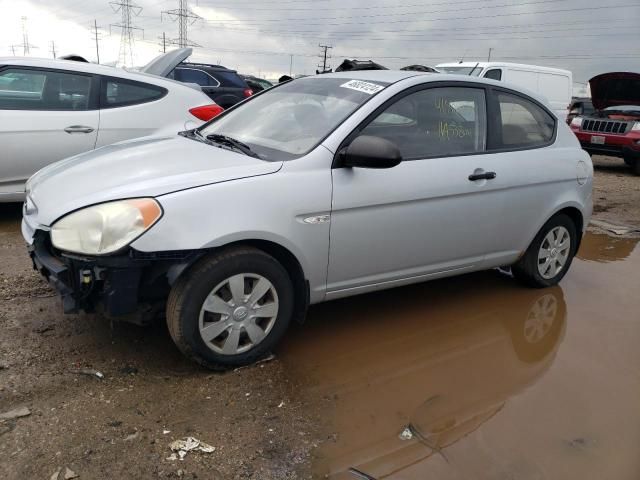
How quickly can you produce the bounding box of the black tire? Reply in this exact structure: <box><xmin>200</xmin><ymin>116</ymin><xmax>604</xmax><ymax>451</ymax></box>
<box><xmin>633</xmin><ymin>159</ymin><xmax>640</xmax><ymax>176</ymax></box>
<box><xmin>512</xmin><ymin>214</ymin><xmax>578</xmax><ymax>288</ymax></box>
<box><xmin>623</xmin><ymin>156</ymin><xmax>634</xmax><ymax>167</ymax></box>
<box><xmin>167</xmin><ymin>247</ymin><xmax>294</xmax><ymax>369</ymax></box>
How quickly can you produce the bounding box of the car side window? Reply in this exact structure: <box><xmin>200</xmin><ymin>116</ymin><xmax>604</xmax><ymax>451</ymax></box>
<box><xmin>484</xmin><ymin>69</ymin><xmax>502</xmax><ymax>81</ymax></box>
<box><xmin>497</xmin><ymin>92</ymin><xmax>555</xmax><ymax>148</ymax></box>
<box><xmin>360</xmin><ymin>87</ymin><xmax>487</xmax><ymax>159</ymax></box>
<box><xmin>0</xmin><ymin>68</ymin><xmax>92</xmax><ymax>111</ymax></box>
<box><xmin>102</xmin><ymin>78</ymin><xmax>166</xmax><ymax>108</ymax></box>
<box><xmin>174</xmin><ymin>68</ymin><xmax>219</xmax><ymax>87</ymax></box>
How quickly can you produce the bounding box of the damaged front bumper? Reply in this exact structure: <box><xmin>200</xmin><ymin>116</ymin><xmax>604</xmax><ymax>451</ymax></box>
<box><xmin>28</xmin><ymin>230</ymin><xmax>200</xmax><ymax>321</ymax></box>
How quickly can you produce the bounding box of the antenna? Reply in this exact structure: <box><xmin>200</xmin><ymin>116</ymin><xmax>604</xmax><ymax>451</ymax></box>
<box><xmin>162</xmin><ymin>0</ymin><xmax>202</xmax><ymax>48</ymax></box>
<box><xmin>110</xmin><ymin>0</ymin><xmax>144</xmax><ymax>67</ymax></box>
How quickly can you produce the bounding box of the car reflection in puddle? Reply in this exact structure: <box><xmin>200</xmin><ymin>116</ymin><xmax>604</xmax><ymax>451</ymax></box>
<box><xmin>278</xmin><ymin>272</ymin><xmax>567</xmax><ymax>479</ymax></box>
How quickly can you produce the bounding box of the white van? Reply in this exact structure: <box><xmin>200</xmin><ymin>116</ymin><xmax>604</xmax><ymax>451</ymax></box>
<box><xmin>435</xmin><ymin>62</ymin><xmax>572</xmax><ymax>118</ymax></box>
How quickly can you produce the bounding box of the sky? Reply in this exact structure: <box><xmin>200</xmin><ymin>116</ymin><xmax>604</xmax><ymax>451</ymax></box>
<box><xmin>0</xmin><ymin>0</ymin><xmax>638</xmax><ymax>92</ymax></box>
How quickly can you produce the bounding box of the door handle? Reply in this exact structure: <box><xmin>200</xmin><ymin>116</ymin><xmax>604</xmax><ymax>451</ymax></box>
<box><xmin>64</xmin><ymin>125</ymin><xmax>94</xmax><ymax>134</ymax></box>
<box><xmin>468</xmin><ymin>171</ymin><xmax>497</xmax><ymax>181</ymax></box>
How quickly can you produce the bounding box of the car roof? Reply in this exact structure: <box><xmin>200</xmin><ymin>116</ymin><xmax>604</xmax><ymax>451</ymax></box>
<box><xmin>181</xmin><ymin>62</ymin><xmax>237</xmax><ymax>73</ymax></box>
<box><xmin>302</xmin><ymin>70</ymin><xmax>553</xmax><ymax>109</ymax></box>
<box><xmin>0</xmin><ymin>56</ymin><xmax>198</xmax><ymax>90</ymax></box>
<box><xmin>436</xmin><ymin>61</ymin><xmax>571</xmax><ymax>76</ymax></box>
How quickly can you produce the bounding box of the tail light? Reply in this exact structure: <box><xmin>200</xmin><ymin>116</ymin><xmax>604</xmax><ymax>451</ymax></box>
<box><xmin>189</xmin><ymin>104</ymin><xmax>224</xmax><ymax>121</ymax></box>
<box><xmin>243</xmin><ymin>88</ymin><xmax>253</xmax><ymax>98</ymax></box>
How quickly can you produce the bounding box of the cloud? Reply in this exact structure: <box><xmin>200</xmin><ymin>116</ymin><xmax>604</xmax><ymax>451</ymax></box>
<box><xmin>1</xmin><ymin>0</ymin><xmax>638</xmax><ymax>86</ymax></box>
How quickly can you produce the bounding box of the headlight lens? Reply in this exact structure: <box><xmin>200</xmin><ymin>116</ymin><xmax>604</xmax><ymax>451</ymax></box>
<box><xmin>570</xmin><ymin>117</ymin><xmax>582</xmax><ymax>127</ymax></box>
<box><xmin>632</xmin><ymin>122</ymin><xmax>640</xmax><ymax>131</ymax></box>
<box><xmin>51</xmin><ymin>198</ymin><xmax>162</xmax><ymax>255</ymax></box>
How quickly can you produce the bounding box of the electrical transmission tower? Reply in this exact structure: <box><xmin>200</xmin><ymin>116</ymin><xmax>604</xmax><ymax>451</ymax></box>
<box><xmin>158</xmin><ymin>32</ymin><xmax>167</xmax><ymax>53</ymax></box>
<box><xmin>317</xmin><ymin>44</ymin><xmax>333</xmax><ymax>73</ymax></box>
<box><xmin>18</xmin><ymin>16</ymin><xmax>37</xmax><ymax>56</ymax></box>
<box><xmin>162</xmin><ymin>0</ymin><xmax>201</xmax><ymax>48</ymax></box>
<box><xmin>110</xmin><ymin>0</ymin><xmax>143</xmax><ymax>67</ymax></box>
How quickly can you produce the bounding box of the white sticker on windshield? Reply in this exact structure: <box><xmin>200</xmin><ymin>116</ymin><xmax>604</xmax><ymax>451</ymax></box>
<box><xmin>340</xmin><ymin>80</ymin><xmax>385</xmax><ymax>95</ymax></box>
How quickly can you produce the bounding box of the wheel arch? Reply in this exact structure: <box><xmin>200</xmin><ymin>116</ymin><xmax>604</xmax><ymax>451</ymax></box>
<box><xmin>551</xmin><ymin>205</ymin><xmax>585</xmax><ymax>252</ymax></box>
<box><xmin>170</xmin><ymin>237</ymin><xmax>311</xmax><ymax>324</ymax></box>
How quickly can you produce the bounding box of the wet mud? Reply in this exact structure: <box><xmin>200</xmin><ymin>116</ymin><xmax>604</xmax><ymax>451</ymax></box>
<box><xmin>279</xmin><ymin>232</ymin><xmax>640</xmax><ymax>479</ymax></box>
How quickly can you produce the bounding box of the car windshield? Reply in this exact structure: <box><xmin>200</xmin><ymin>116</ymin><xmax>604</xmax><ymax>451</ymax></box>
<box><xmin>438</xmin><ymin>66</ymin><xmax>482</xmax><ymax>76</ymax></box>
<box><xmin>199</xmin><ymin>77</ymin><xmax>389</xmax><ymax>161</ymax></box>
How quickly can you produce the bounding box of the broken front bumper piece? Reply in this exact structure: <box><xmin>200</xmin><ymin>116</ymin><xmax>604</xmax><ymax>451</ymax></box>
<box><xmin>28</xmin><ymin>230</ymin><xmax>199</xmax><ymax>321</ymax></box>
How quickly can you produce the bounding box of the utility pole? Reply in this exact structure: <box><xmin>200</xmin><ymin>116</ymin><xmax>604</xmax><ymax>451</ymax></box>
<box><xmin>110</xmin><ymin>0</ymin><xmax>144</xmax><ymax>67</ymax></box>
<box><xmin>19</xmin><ymin>16</ymin><xmax>37</xmax><ymax>56</ymax></box>
<box><xmin>49</xmin><ymin>40</ymin><xmax>57</xmax><ymax>59</ymax></box>
<box><xmin>162</xmin><ymin>0</ymin><xmax>201</xmax><ymax>48</ymax></box>
<box><xmin>90</xmin><ymin>19</ymin><xmax>103</xmax><ymax>64</ymax></box>
<box><xmin>10</xmin><ymin>45</ymin><xmax>17</xmax><ymax>56</ymax></box>
<box><xmin>289</xmin><ymin>54</ymin><xmax>293</xmax><ymax>77</ymax></box>
<box><xmin>158</xmin><ymin>31</ymin><xmax>167</xmax><ymax>53</ymax></box>
<box><xmin>317</xmin><ymin>44</ymin><xmax>332</xmax><ymax>73</ymax></box>
<box><xmin>487</xmin><ymin>48</ymin><xmax>493</xmax><ymax>61</ymax></box>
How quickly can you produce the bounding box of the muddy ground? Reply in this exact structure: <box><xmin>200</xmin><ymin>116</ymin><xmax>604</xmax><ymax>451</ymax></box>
<box><xmin>1</xmin><ymin>157</ymin><xmax>639</xmax><ymax>479</ymax></box>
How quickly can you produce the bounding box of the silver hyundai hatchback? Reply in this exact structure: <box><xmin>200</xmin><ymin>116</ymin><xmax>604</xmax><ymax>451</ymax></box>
<box><xmin>23</xmin><ymin>71</ymin><xmax>593</xmax><ymax>368</ymax></box>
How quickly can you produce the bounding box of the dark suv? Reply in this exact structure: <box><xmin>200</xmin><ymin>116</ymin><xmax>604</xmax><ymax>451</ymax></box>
<box><xmin>169</xmin><ymin>63</ymin><xmax>253</xmax><ymax>109</ymax></box>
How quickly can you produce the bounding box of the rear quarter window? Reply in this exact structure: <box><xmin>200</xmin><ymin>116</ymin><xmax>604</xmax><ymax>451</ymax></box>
<box><xmin>101</xmin><ymin>77</ymin><xmax>167</xmax><ymax>108</ymax></box>
<box><xmin>495</xmin><ymin>92</ymin><xmax>555</xmax><ymax>149</ymax></box>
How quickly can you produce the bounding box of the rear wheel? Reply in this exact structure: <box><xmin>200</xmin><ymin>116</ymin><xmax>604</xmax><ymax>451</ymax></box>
<box><xmin>167</xmin><ymin>247</ymin><xmax>294</xmax><ymax>369</ymax></box>
<box><xmin>512</xmin><ymin>214</ymin><xmax>578</xmax><ymax>288</ymax></box>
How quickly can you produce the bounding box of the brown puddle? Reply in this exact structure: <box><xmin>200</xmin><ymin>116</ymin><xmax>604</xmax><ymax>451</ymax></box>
<box><xmin>278</xmin><ymin>231</ymin><xmax>640</xmax><ymax>480</ymax></box>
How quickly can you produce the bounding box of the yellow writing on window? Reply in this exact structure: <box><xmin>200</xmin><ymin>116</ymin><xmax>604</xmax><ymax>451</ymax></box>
<box><xmin>438</xmin><ymin>121</ymin><xmax>472</xmax><ymax>140</ymax></box>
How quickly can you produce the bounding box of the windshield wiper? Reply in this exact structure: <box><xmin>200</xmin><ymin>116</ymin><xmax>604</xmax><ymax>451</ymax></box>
<box><xmin>205</xmin><ymin>133</ymin><xmax>260</xmax><ymax>158</ymax></box>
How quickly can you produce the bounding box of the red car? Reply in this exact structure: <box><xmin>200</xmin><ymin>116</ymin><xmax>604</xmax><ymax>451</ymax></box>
<box><xmin>570</xmin><ymin>72</ymin><xmax>640</xmax><ymax>175</ymax></box>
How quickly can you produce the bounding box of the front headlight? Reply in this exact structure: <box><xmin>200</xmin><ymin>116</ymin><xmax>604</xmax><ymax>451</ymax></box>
<box><xmin>632</xmin><ymin>122</ymin><xmax>640</xmax><ymax>131</ymax></box>
<box><xmin>51</xmin><ymin>198</ymin><xmax>162</xmax><ymax>255</ymax></box>
<box><xmin>570</xmin><ymin>117</ymin><xmax>582</xmax><ymax>127</ymax></box>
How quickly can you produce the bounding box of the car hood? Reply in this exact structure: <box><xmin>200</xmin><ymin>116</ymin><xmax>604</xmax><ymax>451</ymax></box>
<box><xmin>27</xmin><ymin>135</ymin><xmax>282</xmax><ymax>226</ymax></box>
<box><xmin>589</xmin><ymin>72</ymin><xmax>640</xmax><ymax>111</ymax></box>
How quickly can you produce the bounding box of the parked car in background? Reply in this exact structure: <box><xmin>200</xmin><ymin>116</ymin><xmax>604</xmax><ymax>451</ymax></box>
<box><xmin>241</xmin><ymin>75</ymin><xmax>273</xmax><ymax>93</ymax></box>
<box><xmin>567</xmin><ymin>97</ymin><xmax>594</xmax><ymax>124</ymax></box>
<box><xmin>436</xmin><ymin>62</ymin><xmax>572</xmax><ymax>118</ymax></box>
<box><xmin>142</xmin><ymin>48</ymin><xmax>252</xmax><ymax>109</ymax></box>
<box><xmin>24</xmin><ymin>71</ymin><xmax>592</xmax><ymax>368</ymax></box>
<box><xmin>0</xmin><ymin>55</ymin><xmax>220</xmax><ymax>202</ymax></box>
<box><xmin>569</xmin><ymin>72</ymin><xmax>640</xmax><ymax>174</ymax></box>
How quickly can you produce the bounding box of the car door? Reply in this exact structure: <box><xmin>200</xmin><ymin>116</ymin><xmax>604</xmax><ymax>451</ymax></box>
<box><xmin>95</xmin><ymin>76</ymin><xmax>168</xmax><ymax>148</ymax></box>
<box><xmin>327</xmin><ymin>84</ymin><xmax>505</xmax><ymax>296</ymax></box>
<box><xmin>0</xmin><ymin>66</ymin><xmax>98</xmax><ymax>196</ymax></box>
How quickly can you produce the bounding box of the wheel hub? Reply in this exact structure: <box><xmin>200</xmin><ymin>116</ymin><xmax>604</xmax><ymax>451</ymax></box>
<box><xmin>232</xmin><ymin>306</ymin><xmax>249</xmax><ymax>321</ymax></box>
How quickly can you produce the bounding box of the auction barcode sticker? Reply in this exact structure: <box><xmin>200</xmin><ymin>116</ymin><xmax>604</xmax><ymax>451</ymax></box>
<box><xmin>340</xmin><ymin>80</ymin><xmax>385</xmax><ymax>94</ymax></box>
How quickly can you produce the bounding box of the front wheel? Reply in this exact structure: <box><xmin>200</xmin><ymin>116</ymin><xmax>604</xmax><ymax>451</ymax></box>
<box><xmin>512</xmin><ymin>214</ymin><xmax>578</xmax><ymax>288</ymax></box>
<box><xmin>166</xmin><ymin>247</ymin><xmax>294</xmax><ymax>369</ymax></box>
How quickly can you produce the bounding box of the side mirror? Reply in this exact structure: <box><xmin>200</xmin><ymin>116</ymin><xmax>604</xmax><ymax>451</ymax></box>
<box><xmin>340</xmin><ymin>135</ymin><xmax>402</xmax><ymax>169</ymax></box>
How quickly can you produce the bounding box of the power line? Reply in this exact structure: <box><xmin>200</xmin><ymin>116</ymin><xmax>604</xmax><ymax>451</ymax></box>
<box><xmin>161</xmin><ymin>0</ymin><xmax>201</xmax><ymax>48</ymax></box>
<box><xmin>110</xmin><ymin>0</ymin><xmax>144</xmax><ymax>67</ymax></box>
<box><xmin>202</xmin><ymin>3</ymin><xmax>640</xmax><ymax>28</ymax></box>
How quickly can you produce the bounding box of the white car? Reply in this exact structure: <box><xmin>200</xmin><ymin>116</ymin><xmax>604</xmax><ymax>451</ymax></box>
<box><xmin>0</xmin><ymin>51</ymin><xmax>222</xmax><ymax>202</ymax></box>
